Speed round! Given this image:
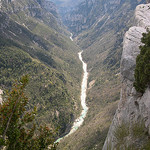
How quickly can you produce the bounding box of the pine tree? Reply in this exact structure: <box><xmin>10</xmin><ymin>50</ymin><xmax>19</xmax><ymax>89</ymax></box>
<box><xmin>0</xmin><ymin>75</ymin><xmax>56</xmax><ymax>150</ymax></box>
<box><xmin>134</xmin><ymin>31</ymin><xmax>150</xmax><ymax>94</ymax></box>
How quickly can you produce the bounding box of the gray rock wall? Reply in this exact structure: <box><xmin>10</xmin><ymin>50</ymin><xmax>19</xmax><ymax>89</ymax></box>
<box><xmin>0</xmin><ymin>89</ymin><xmax>3</xmax><ymax>104</ymax></box>
<box><xmin>103</xmin><ymin>3</ymin><xmax>150</xmax><ymax>150</ymax></box>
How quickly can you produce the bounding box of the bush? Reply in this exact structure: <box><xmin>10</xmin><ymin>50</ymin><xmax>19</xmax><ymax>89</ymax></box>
<box><xmin>0</xmin><ymin>76</ymin><xmax>56</xmax><ymax>150</ymax></box>
<box><xmin>134</xmin><ymin>31</ymin><xmax>150</xmax><ymax>93</ymax></box>
<box><xmin>113</xmin><ymin>122</ymin><xmax>129</xmax><ymax>149</ymax></box>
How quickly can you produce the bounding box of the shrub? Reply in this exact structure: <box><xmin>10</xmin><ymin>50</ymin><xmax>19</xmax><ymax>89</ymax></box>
<box><xmin>113</xmin><ymin>122</ymin><xmax>129</xmax><ymax>149</ymax></box>
<box><xmin>134</xmin><ymin>31</ymin><xmax>150</xmax><ymax>93</ymax></box>
<box><xmin>0</xmin><ymin>76</ymin><xmax>56</xmax><ymax>150</ymax></box>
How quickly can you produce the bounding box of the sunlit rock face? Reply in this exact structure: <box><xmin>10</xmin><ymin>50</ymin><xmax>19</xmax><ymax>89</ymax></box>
<box><xmin>103</xmin><ymin>3</ymin><xmax>150</xmax><ymax>150</ymax></box>
<box><xmin>121</xmin><ymin>26</ymin><xmax>146</xmax><ymax>81</ymax></box>
<box><xmin>0</xmin><ymin>89</ymin><xmax>3</xmax><ymax>104</ymax></box>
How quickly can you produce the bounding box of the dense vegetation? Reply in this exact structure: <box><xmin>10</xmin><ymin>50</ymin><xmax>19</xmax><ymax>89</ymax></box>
<box><xmin>0</xmin><ymin>0</ymin><xmax>82</xmax><ymax>138</ymax></box>
<box><xmin>0</xmin><ymin>76</ymin><xmax>56</xmax><ymax>150</ymax></box>
<box><xmin>134</xmin><ymin>31</ymin><xmax>150</xmax><ymax>93</ymax></box>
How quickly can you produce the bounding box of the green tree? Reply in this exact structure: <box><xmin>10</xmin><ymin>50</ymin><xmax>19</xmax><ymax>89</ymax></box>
<box><xmin>0</xmin><ymin>75</ymin><xmax>56</xmax><ymax>150</ymax></box>
<box><xmin>134</xmin><ymin>31</ymin><xmax>150</xmax><ymax>93</ymax></box>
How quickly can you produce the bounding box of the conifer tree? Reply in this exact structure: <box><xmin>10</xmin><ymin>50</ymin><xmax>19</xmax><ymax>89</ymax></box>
<box><xmin>0</xmin><ymin>75</ymin><xmax>56</xmax><ymax>150</ymax></box>
<box><xmin>134</xmin><ymin>31</ymin><xmax>150</xmax><ymax>93</ymax></box>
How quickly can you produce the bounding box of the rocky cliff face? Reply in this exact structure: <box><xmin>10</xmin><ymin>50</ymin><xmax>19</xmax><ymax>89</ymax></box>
<box><xmin>0</xmin><ymin>89</ymin><xmax>3</xmax><ymax>104</ymax></box>
<box><xmin>62</xmin><ymin>0</ymin><xmax>145</xmax><ymax>35</ymax></box>
<box><xmin>103</xmin><ymin>3</ymin><xmax>150</xmax><ymax>150</ymax></box>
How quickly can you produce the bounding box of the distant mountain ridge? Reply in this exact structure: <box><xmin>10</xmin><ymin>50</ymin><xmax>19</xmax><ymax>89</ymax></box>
<box><xmin>63</xmin><ymin>0</ymin><xmax>145</xmax><ymax>35</ymax></box>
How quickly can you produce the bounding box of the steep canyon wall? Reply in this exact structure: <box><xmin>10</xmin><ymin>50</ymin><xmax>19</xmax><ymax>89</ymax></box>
<box><xmin>103</xmin><ymin>3</ymin><xmax>150</xmax><ymax>150</ymax></box>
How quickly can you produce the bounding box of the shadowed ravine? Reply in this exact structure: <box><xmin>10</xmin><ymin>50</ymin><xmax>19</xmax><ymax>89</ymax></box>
<box><xmin>55</xmin><ymin>35</ymin><xmax>89</xmax><ymax>143</ymax></box>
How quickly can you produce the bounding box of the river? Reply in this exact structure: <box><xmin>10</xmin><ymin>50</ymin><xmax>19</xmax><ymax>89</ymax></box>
<box><xmin>55</xmin><ymin>35</ymin><xmax>89</xmax><ymax>143</ymax></box>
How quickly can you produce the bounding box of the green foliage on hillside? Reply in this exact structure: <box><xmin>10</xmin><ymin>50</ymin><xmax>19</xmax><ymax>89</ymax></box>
<box><xmin>113</xmin><ymin>122</ymin><xmax>130</xmax><ymax>149</ymax></box>
<box><xmin>134</xmin><ymin>31</ymin><xmax>150</xmax><ymax>93</ymax></box>
<box><xmin>0</xmin><ymin>0</ymin><xmax>82</xmax><ymax>138</ymax></box>
<box><xmin>0</xmin><ymin>38</ymin><xmax>81</xmax><ymax>136</ymax></box>
<box><xmin>0</xmin><ymin>45</ymin><xmax>73</xmax><ymax>135</ymax></box>
<box><xmin>0</xmin><ymin>76</ymin><xmax>56</xmax><ymax>150</ymax></box>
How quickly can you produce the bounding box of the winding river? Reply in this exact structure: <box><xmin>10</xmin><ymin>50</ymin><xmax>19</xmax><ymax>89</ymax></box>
<box><xmin>55</xmin><ymin>35</ymin><xmax>89</xmax><ymax>143</ymax></box>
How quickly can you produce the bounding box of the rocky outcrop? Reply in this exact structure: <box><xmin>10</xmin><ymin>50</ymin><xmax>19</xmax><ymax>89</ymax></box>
<box><xmin>62</xmin><ymin>0</ymin><xmax>145</xmax><ymax>35</ymax></box>
<box><xmin>0</xmin><ymin>89</ymin><xmax>3</xmax><ymax>104</ymax></box>
<box><xmin>103</xmin><ymin>3</ymin><xmax>150</xmax><ymax>150</ymax></box>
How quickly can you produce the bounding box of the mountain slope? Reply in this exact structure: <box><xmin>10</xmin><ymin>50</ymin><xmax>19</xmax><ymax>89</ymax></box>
<box><xmin>103</xmin><ymin>3</ymin><xmax>150</xmax><ymax>149</ymax></box>
<box><xmin>0</xmin><ymin>0</ymin><xmax>82</xmax><ymax>137</ymax></box>
<box><xmin>50</xmin><ymin>0</ymin><xmax>84</xmax><ymax>9</ymax></box>
<box><xmin>57</xmin><ymin>0</ymin><xmax>146</xmax><ymax>149</ymax></box>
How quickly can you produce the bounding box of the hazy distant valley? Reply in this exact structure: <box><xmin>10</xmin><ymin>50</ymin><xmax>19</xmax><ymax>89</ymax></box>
<box><xmin>0</xmin><ymin>0</ymin><xmax>149</xmax><ymax>150</ymax></box>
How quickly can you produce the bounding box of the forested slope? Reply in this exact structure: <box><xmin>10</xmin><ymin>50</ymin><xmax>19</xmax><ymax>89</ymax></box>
<box><xmin>0</xmin><ymin>0</ymin><xmax>82</xmax><ymax>137</ymax></box>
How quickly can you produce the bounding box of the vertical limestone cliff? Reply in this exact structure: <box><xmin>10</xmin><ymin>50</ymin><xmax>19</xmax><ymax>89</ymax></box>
<box><xmin>103</xmin><ymin>3</ymin><xmax>150</xmax><ymax>150</ymax></box>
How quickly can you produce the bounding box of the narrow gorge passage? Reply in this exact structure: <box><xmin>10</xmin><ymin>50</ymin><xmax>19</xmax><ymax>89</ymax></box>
<box><xmin>55</xmin><ymin>36</ymin><xmax>89</xmax><ymax>143</ymax></box>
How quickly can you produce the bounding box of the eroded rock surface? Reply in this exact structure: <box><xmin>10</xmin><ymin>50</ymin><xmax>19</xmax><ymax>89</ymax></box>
<box><xmin>103</xmin><ymin>3</ymin><xmax>150</xmax><ymax>150</ymax></box>
<box><xmin>0</xmin><ymin>89</ymin><xmax>3</xmax><ymax>104</ymax></box>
